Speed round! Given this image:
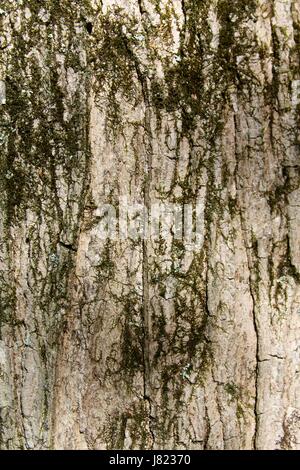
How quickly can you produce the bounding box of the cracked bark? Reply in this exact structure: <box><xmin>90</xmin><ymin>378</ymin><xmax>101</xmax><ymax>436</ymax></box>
<box><xmin>0</xmin><ymin>0</ymin><xmax>300</xmax><ymax>450</ymax></box>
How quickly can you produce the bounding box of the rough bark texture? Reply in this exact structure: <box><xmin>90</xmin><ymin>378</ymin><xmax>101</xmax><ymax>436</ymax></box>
<box><xmin>0</xmin><ymin>0</ymin><xmax>300</xmax><ymax>450</ymax></box>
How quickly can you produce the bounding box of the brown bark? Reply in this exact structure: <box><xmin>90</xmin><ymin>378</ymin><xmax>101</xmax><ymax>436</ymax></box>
<box><xmin>0</xmin><ymin>0</ymin><xmax>300</xmax><ymax>450</ymax></box>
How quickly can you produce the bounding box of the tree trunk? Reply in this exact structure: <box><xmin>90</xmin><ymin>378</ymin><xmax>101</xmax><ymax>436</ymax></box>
<box><xmin>0</xmin><ymin>0</ymin><xmax>300</xmax><ymax>450</ymax></box>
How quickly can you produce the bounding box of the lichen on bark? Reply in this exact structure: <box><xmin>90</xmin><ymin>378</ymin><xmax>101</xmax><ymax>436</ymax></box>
<box><xmin>0</xmin><ymin>0</ymin><xmax>300</xmax><ymax>450</ymax></box>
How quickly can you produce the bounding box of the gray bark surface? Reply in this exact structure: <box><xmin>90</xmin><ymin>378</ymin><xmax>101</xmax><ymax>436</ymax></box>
<box><xmin>0</xmin><ymin>0</ymin><xmax>300</xmax><ymax>450</ymax></box>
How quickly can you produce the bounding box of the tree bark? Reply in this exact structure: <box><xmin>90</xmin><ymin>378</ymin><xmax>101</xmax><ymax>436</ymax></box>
<box><xmin>0</xmin><ymin>0</ymin><xmax>300</xmax><ymax>450</ymax></box>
